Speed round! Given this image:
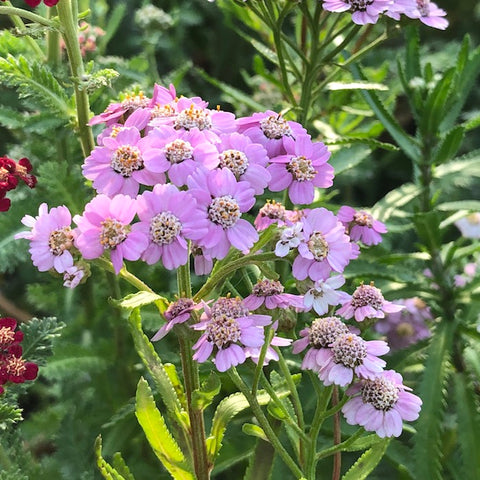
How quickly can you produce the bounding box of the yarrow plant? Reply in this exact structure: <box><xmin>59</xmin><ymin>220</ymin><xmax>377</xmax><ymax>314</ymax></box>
<box><xmin>3</xmin><ymin>0</ymin><xmax>476</xmax><ymax>480</ymax></box>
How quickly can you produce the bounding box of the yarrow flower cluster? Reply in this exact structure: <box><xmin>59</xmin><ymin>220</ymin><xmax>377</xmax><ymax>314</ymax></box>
<box><xmin>0</xmin><ymin>155</ymin><xmax>36</xmax><ymax>212</ymax></box>
<box><xmin>0</xmin><ymin>317</ymin><xmax>38</xmax><ymax>395</ymax></box>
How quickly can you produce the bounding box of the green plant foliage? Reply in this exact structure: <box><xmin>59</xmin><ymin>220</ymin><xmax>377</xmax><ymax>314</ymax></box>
<box><xmin>0</xmin><ymin>402</ymin><xmax>23</xmax><ymax>428</ymax></box>
<box><xmin>341</xmin><ymin>438</ymin><xmax>390</xmax><ymax>480</ymax></box>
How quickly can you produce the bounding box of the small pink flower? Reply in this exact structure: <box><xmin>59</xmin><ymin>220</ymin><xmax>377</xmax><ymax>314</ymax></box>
<box><xmin>63</xmin><ymin>265</ymin><xmax>86</xmax><ymax>289</ymax></box>
<box><xmin>318</xmin><ymin>333</ymin><xmax>389</xmax><ymax>386</ymax></box>
<box><xmin>15</xmin><ymin>203</ymin><xmax>75</xmax><ymax>273</ymax></box>
<box><xmin>389</xmin><ymin>0</ymin><xmax>448</xmax><ymax>29</ymax></box>
<box><xmin>342</xmin><ymin>370</ymin><xmax>422</xmax><ymax>437</ymax></box>
<box><xmin>254</xmin><ymin>200</ymin><xmax>290</xmax><ymax>231</ymax></box>
<box><xmin>74</xmin><ymin>194</ymin><xmax>148</xmax><ymax>274</ymax></box>
<box><xmin>244</xmin><ymin>321</ymin><xmax>292</xmax><ymax>365</ymax></box>
<box><xmin>243</xmin><ymin>279</ymin><xmax>304</xmax><ymax>310</ymax></box>
<box><xmin>268</xmin><ymin>135</ymin><xmax>333</xmax><ymax>205</ymax></box>
<box><xmin>192</xmin><ymin>297</ymin><xmax>271</xmax><ymax>372</ymax></box>
<box><xmin>337</xmin><ymin>206</ymin><xmax>387</xmax><ymax>246</ymax></box>
<box><xmin>322</xmin><ymin>0</ymin><xmax>393</xmax><ymax>25</ymax></box>
<box><xmin>337</xmin><ymin>283</ymin><xmax>404</xmax><ymax>322</ymax></box>
<box><xmin>303</xmin><ymin>275</ymin><xmax>351</xmax><ymax>315</ymax></box>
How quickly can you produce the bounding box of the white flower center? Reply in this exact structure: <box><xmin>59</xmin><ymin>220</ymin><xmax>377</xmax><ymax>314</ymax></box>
<box><xmin>260</xmin><ymin>114</ymin><xmax>292</xmax><ymax>140</ymax></box>
<box><xmin>164</xmin><ymin>139</ymin><xmax>194</xmax><ymax>164</ymax></box>
<box><xmin>361</xmin><ymin>376</ymin><xmax>399</xmax><ymax>411</ymax></box>
<box><xmin>211</xmin><ymin>297</ymin><xmax>249</xmax><ymax>319</ymax></box>
<box><xmin>174</xmin><ymin>105</ymin><xmax>212</xmax><ymax>131</ymax></box>
<box><xmin>0</xmin><ymin>327</ymin><xmax>15</xmax><ymax>347</ymax></box>
<box><xmin>111</xmin><ymin>145</ymin><xmax>144</xmax><ymax>177</ymax></box>
<box><xmin>287</xmin><ymin>155</ymin><xmax>316</xmax><ymax>181</ymax></box>
<box><xmin>100</xmin><ymin>218</ymin><xmax>130</xmax><ymax>249</ymax></box>
<box><xmin>151</xmin><ymin>103</ymin><xmax>175</xmax><ymax>119</ymax></box>
<box><xmin>331</xmin><ymin>333</ymin><xmax>367</xmax><ymax>368</ymax></box>
<box><xmin>308</xmin><ymin>232</ymin><xmax>329</xmax><ymax>261</ymax></box>
<box><xmin>252</xmin><ymin>279</ymin><xmax>284</xmax><ymax>297</ymax></box>
<box><xmin>308</xmin><ymin>317</ymin><xmax>349</xmax><ymax>349</ymax></box>
<box><xmin>149</xmin><ymin>211</ymin><xmax>182</xmax><ymax>245</ymax></box>
<box><xmin>208</xmin><ymin>195</ymin><xmax>241</xmax><ymax>228</ymax></box>
<box><xmin>218</xmin><ymin>149</ymin><xmax>249</xmax><ymax>178</ymax></box>
<box><xmin>351</xmin><ymin>284</ymin><xmax>384</xmax><ymax>310</ymax></box>
<box><xmin>121</xmin><ymin>92</ymin><xmax>150</xmax><ymax>109</ymax></box>
<box><xmin>48</xmin><ymin>227</ymin><xmax>74</xmax><ymax>256</ymax></box>
<box><xmin>353</xmin><ymin>211</ymin><xmax>373</xmax><ymax>227</ymax></box>
<box><xmin>206</xmin><ymin>315</ymin><xmax>241</xmax><ymax>349</ymax></box>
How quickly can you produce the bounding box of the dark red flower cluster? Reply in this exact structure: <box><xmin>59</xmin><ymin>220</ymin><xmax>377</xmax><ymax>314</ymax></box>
<box><xmin>0</xmin><ymin>317</ymin><xmax>38</xmax><ymax>395</ymax></box>
<box><xmin>0</xmin><ymin>0</ymin><xmax>59</xmax><ymax>6</ymax></box>
<box><xmin>0</xmin><ymin>156</ymin><xmax>37</xmax><ymax>212</ymax></box>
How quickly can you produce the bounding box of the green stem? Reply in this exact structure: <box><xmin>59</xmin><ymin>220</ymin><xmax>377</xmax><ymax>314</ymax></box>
<box><xmin>228</xmin><ymin>368</ymin><xmax>305</xmax><ymax>479</ymax></box>
<box><xmin>0</xmin><ymin>4</ymin><xmax>56</xmax><ymax>27</ymax></box>
<box><xmin>316</xmin><ymin>428</ymin><xmax>364</xmax><ymax>461</ymax></box>
<box><xmin>251</xmin><ymin>326</ymin><xmax>274</xmax><ymax>396</ymax></box>
<box><xmin>56</xmin><ymin>0</ymin><xmax>94</xmax><ymax>157</ymax></box>
<box><xmin>46</xmin><ymin>6</ymin><xmax>61</xmax><ymax>67</ymax></box>
<box><xmin>331</xmin><ymin>386</ymin><xmax>341</xmax><ymax>480</ymax></box>
<box><xmin>177</xmin><ymin>261</ymin><xmax>210</xmax><ymax>480</ymax></box>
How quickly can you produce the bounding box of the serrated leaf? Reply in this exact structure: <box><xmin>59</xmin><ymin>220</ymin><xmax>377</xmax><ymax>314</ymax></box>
<box><xmin>94</xmin><ymin>435</ymin><xmax>129</xmax><ymax>480</ymax></box>
<box><xmin>192</xmin><ymin>372</ymin><xmax>221</xmax><ymax>411</ymax></box>
<box><xmin>242</xmin><ymin>423</ymin><xmax>268</xmax><ymax>442</ymax></box>
<box><xmin>414</xmin><ymin>320</ymin><xmax>454</xmax><ymax>480</ymax></box>
<box><xmin>404</xmin><ymin>25</ymin><xmax>421</xmax><ymax>81</ymax></box>
<box><xmin>329</xmin><ymin>145</ymin><xmax>371</xmax><ymax>176</ymax></box>
<box><xmin>0</xmin><ymin>402</ymin><xmax>23</xmax><ymax>428</ymax></box>
<box><xmin>342</xmin><ymin>438</ymin><xmax>390</xmax><ymax>480</ymax></box>
<box><xmin>453</xmin><ymin>372</ymin><xmax>480</xmax><ymax>480</ymax></box>
<box><xmin>135</xmin><ymin>378</ymin><xmax>194</xmax><ymax>480</ymax></box>
<box><xmin>343</xmin><ymin>434</ymin><xmax>384</xmax><ymax>452</ymax></box>
<box><xmin>436</xmin><ymin>200</ymin><xmax>480</xmax><ymax>212</ymax></box>
<box><xmin>114</xmin><ymin>291</ymin><xmax>168</xmax><ymax>311</ymax></box>
<box><xmin>127</xmin><ymin>309</ymin><xmax>187</xmax><ymax>424</ymax></box>
<box><xmin>112</xmin><ymin>453</ymin><xmax>136</xmax><ymax>480</ymax></box>
<box><xmin>371</xmin><ymin>183</ymin><xmax>421</xmax><ymax>222</ymax></box>
<box><xmin>350</xmin><ymin>64</ymin><xmax>420</xmax><ymax>162</ymax></box>
<box><xmin>433</xmin><ymin>125</ymin><xmax>465</xmax><ymax>165</ymax></box>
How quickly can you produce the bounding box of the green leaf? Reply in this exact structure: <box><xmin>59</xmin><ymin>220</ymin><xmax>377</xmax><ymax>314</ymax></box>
<box><xmin>343</xmin><ymin>434</ymin><xmax>385</xmax><ymax>452</ymax></box>
<box><xmin>342</xmin><ymin>438</ymin><xmax>390</xmax><ymax>480</ymax></box>
<box><xmin>94</xmin><ymin>435</ymin><xmax>129</xmax><ymax>480</ymax></box>
<box><xmin>436</xmin><ymin>200</ymin><xmax>480</xmax><ymax>212</ymax></box>
<box><xmin>413</xmin><ymin>211</ymin><xmax>442</xmax><ymax>250</ymax></box>
<box><xmin>371</xmin><ymin>183</ymin><xmax>421</xmax><ymax>222</ymax></box>
<box><xmin>350</xmin><ymin>64</ymin><xmax>420</xmax><ymax>162</ymax></box>
<box><xmin>111</xmin><ymin>453</ymin><xmax>135</xmax><ymax>480</ymax></box>
<box><xmin>113</xmin><ymin>291</ymin><xmax>168</xmax><ymax>311</ymax></box>
<box><xmin>433</xmin><ymin>126</ymin><xmax>465</xmax><ymax>165</ymax></box>
<box><xmin>135</xmin><ymin>378</ymin><xmax>194</xmax><ymax>480</ymax></box>
<box><xmin>0</xmin><ymin>402</ymin><xmax>23</xmax><ymax>428</ymax></box>
<box><xmin>453</xmin><ymin>372</ymin><xmax>480</xmax><ymax>480</ymax></box>
<box><xmin>127</xmin><ymin>309</ymin><xmax>187</xmax><ymax>425</ymax></box>
<box><xmin>328</xmin><ymin>145</ymin><xmax>371</xmax><ymax>176</ymax></box>
<box><xmin>414</xmin><ymin>321</ymin><xmax>454</xmax><ymax>480</ymax></box>
<box><xmin>191</xmin><ymin>372</ymin><xmax>221</xmax><ymax>411</ymax></box>
<box><xmin>325</xmin><ymin>81</ymin><xmax>388</xmax><ymax>91</ymax></box>
<box><xmin>242</xmin><ymin>423</ymin><xmax>268</xmax><ymax>442</ymax></box>
<box><xmin>404</xmin><ymin>25</ymin><xmax>421</xmax><ymax>81</ymax></box>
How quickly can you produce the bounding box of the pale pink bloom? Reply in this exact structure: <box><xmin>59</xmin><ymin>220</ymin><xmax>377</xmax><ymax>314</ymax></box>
<box><xmin>455</xmin><ymin>213</ymin><xmax>480</xmax><ymax>239</ymax></box>
<box><xmin>318</xmin><ymin>333</ymin><xmax>389</xmax><ymax>386</ymax></box>
<box><xmin>337</xmin><ymin>206</ymin><xmax>387</xmax><ymax>245</ymax></box>
<box><xmin>191</xmin><ymin>243</ymin><xmax>214</xmax><ymax>275</ymax></box>
<box><xmin>63</xmin><ymin>265</ymin><xmax>86</xmax><ymax>288</ymax></box>
<box><xmin>74</xmin><ymin>194</ymin><xmax>148</xmax><ymax>274</ymax></box>
<box><xmin>275</xmin><ymin>223</ymin><xmax>304</xmax><ymax>257</ymax></box>
<box><xmin>254</xmin><ymin>200</ymin><xmax>290</xmax><ymax>231</ymax></box>
<box><xmin>337</xmin><ymin>283</ymin><xmax>404</xmax><ymax>322</ymax></box>
<box><xmin>243</xmin><ymin>279</ymin><xmax>304</xmax><ymax>310</ymax></box>
<box><xmin>303</xmin><ymin>275</ymin><xmax>350</xmax><ymax>315</ymax></box>
<box><xmin>15</xmin><ymin>203</ymin><xmax>75</xmax><ymax>273</ymax></box>
<box><xmin>342</xmin><ymin>370</ymin><xmax>422</xmax><ymax>437</ymax></box>
<box><xmin>244</xmin><ymin>321</ymin><xmax>292</xmax><ymax>365</ymax></box>
<box><xmin>322</xmin><ymin>0</ymin><xmax>393</xmax><ymax>25</ymax></box>
<box><xmin>388</xmin><ymin>0</ymin><xmax>448</xmax><ymax>29</ymax></box>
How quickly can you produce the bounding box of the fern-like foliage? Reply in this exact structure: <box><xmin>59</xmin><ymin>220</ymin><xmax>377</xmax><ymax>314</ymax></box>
<box><xmin>0</xmin><ymin>402</ymin><xmax>23</xmax><ymax>428</ymax></box>
<box><xmin>0</xmin><ymin>54</ymin><xmax>73</xmax><ymax>119</ymax></box>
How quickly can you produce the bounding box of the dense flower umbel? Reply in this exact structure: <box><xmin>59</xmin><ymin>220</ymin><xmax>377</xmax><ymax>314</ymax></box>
<box><xmin>337</xmin><ymin>206</ymin><xmax>387</xmax><ymax>246</ymax></box>
<box><xmin>0</xmin><ymin>318</ymin><xmax>38</xmax><ymax>395</ymax></box>
<box><xmin>268</xmin><ymin>135</ymin><xmax>333</xmax><ymax>205</ymax></box>
<box><xmin>74</xmin><ymin>194</ymin><xmax>148</xmax><ymax>274</ymax></box>
<box><xmin>15</xmin><ymin>203</ymin><xmax>75</xmax><ymax>273</ymax></box>
<box><xmin>374</xmin><ymin>297</ymin><xmax>432</xmax><ymax>350</ymax></box>
<box><xmin>337</xmin><ymin>283</ymin><xmax>404</xmax><ymax>322</ymax></box>
<box><xmin>318</xmin><ymin>333</ymin><xmax>389</xmax><ymax>386</ymax></box>
<box><xmin>192</xmin><ymin>297</ymin><xmax>271</xmax><ymax>372</ymax></box>
<box><xmin>0</xmin><ymin>156</ymin><xmax>36</xmax><ymax>212</ymax></box>
<box><xmin>342</xmin><ymin>370</ymin><xmax>422</xmax><ymax>437</ymax></box>
<box><xmin>292</xmin><ymin>316</ymin><xmax>350</xmax><ymax>372</ymax></box>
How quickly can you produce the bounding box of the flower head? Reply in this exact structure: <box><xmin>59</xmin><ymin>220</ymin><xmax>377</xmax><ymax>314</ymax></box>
<box><xmin>337</xmin><ymin>206</ymin><xmax>387</xmax><ymax>246</ymax></box>
<box><xmin>303</xmin><ymin>275</ymin><xmax>351</xmax><ymax>315</ymax></box>
<box><xmin>192</xmin><ymin>297</ymin><xmax>271</xmax><ymax>372</ymax></box>
<box><xmin>342</xmin><ymin>370</ymin><xmax>422</xmax><ymax>437</ymax></box>
<box><xmin>15</xmin><ymin>203</ymin><xmax>75</xmax><ymax>273</ymax></box>
<box><xmin>74</xmin><ymin>194</ymin><xmax>148</xmax><ymax>274</ymax></box>
<box><xmin>243</xmin><ymin>279</ymin><xmax>304</xmax><ymax>310</ymax></box>
<box><xmin>322</xmin><ymin>0</ymin><xmax>393</xmax><ymax>25</ymax></box>
<box><xmin>268</xmin><ymin>135</ymin><xmax>333</xmax><ymax>205</ymax></box>
<box><xmin>388</xmin><ymin>0</ymin><xmax>448</xmax><ymax>29</ymax></box>
<box><xmin>337</xmin><ymin>283</ymin><xmax>404</xmax><ymax>322</ymax></box>
<box><xmin>318</xmin><ymin>333</ymin><xmax>389</xmax><ymax>386</ymax></box>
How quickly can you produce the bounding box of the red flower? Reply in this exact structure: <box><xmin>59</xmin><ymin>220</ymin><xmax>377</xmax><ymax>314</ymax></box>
<box><xmin>0</xmin><ymin>155</ymin><xmax>36</xmax><ymax>212</ymax></box>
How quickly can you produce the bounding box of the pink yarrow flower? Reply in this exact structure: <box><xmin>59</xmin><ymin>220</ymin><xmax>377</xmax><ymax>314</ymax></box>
<box><xmin>82</xmin><ymin>126</ymin><xmax>166</xmax><ymax>198</ymax></box>
<box><xmin>322</xmin><ymin>0</ymin><xmax>393</xmax><ymax>25</ymax></box>
<box><xmin>243</xmin><ymin>279</ymin><xmax>304</xmax><ymax>310</ymax></box>
<box><xmin>342</xmin><ymin>370</ymin><xmax>422</xmax><ymax>437</ymax></box>
<box><xmin>254</xmin><ymin>200</ymin><xmax>292</xmax><ymax>231</ymax></box>
<box><xmin>337</xmin><ymin>283</ymin><xmax>404</xmax><ymax>322</ymax></box>
<box><xmin>236</xmin><ymin>111</ymin><xmax>307</xmax><ymax>158</ymax></box>
<box><xmin>318</xmin><ymin>333</ymin><xmax>389</xmax><ymax>386</ymax></box>
<box><xmin>292</xmin><ymin>208</ymin><xmax>358</xmax><ymax>281</ymax></box>
<box><xmin>303</xmin><ymin>275</ymin><xmax>351</xmax><ymax>315</ymax></box>
<box><xmin>268</xmin><ymin>135</ymin><xmax>333</xmax><ymax>205</ymax></box>
<box><xmin>187</xmin><ymin>168</ymin><xmax>258</xmax><ymax>260</ymax></box>
<box><xmin>63</xmin><ymin>265</ymin><xmax>86</xmax><ymax>289</ymax></box>
<box><xmin>388</xmin><ymin>0</ymin><xmax>448</xmax><ymax>29</ymax></box>
<box><xmin>337</xmin><ymin>206</ymin><xmax>387</xmax><ymax>246</ymax></box>
<box><xmin>135</xmin><ymin>184</ymin><xmax>209</xmax><ymax>269</ymax></box>
<box><xmin>244</xmin><ymin>321</ymin><xmax>292</xmax><ymax>365</ymax></box>
<box><xmin>292</xmin><ymin>316</ymin><xmax>350</xmax><ymax>372</ymax></box>
<box><xmin>15</xmin><ymin>203</ymin><xmax>75</xmax><ymax>273</ymax></box>
<box><xmin>192</xmin><ymin>297</ymin><xmax>271</xmax><ymax>372</ymax></box>
<box><xmin>74</xmin><ymin>194</ymin><xmax>148</xmax><ymax>274</ymax></box>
